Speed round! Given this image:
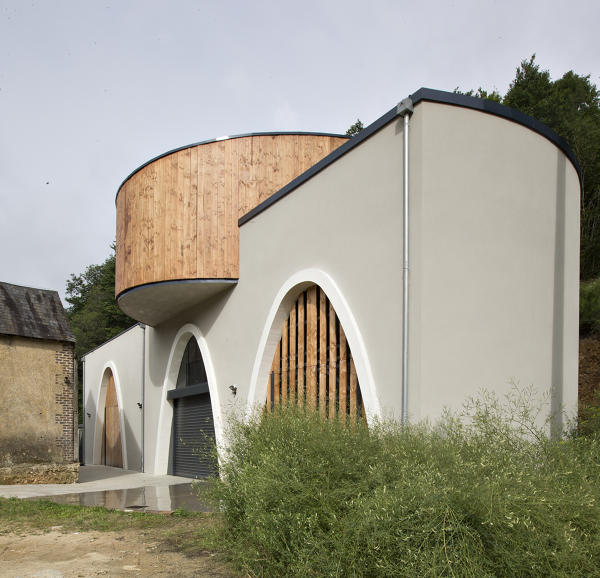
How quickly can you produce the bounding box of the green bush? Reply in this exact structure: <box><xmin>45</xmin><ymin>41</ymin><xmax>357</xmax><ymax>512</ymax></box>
<box><xmin>580</xmin><ymin>277</ymin><xmax>600</xmax><ymax>336</ymax></box>
<box><xmin>209</xmin><ymin>394</ymin><xmax>600</xmax><ymax>577</ymax></box>
<box><xmin>579</xmin><ymin>390</ymin><xmax>600</xmax><ymax>437</ymax></box>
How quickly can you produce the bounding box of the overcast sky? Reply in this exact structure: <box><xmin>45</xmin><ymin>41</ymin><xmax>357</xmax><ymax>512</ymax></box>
<box><xmin>1</xmin><ymin>0</ymin><xmax>599</xmax><ymax>304</ymax></box>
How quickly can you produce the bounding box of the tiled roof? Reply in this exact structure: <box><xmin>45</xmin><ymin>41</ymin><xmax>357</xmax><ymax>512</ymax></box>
<box><xmin>0</xmin><ymin>282</ymin><xmax>75</xmax><ymax>342</ymax></box>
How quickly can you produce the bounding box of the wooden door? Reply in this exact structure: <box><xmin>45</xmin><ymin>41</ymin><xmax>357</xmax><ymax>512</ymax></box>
<box><xmin>102</xmin><ymin>373</ymin><xmax>123</xmax><ymax>468</ymax></box>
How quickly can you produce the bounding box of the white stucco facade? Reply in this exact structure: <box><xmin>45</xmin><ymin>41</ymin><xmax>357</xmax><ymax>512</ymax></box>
<box><xmin>83</xmin><ymin>92</ymin><xmax>581</xmax><ymax>474</ymax></box>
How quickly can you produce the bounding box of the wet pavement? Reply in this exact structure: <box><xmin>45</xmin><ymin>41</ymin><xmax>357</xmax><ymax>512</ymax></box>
<box><xmin>24</xmin><ymin>482</ymin><xmax>213</xmax><ymax>512</ymax></box>
<box><xmin>0</xmin><ymin>465</ymin><xmax>214</xmax><ymax>513</ymax></box>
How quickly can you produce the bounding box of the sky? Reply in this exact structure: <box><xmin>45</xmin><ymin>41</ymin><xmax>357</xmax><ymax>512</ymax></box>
<box><xmin>1</xmin><ymin>0</ymin><xmax>599</xmax><ymax>304</ymax></box>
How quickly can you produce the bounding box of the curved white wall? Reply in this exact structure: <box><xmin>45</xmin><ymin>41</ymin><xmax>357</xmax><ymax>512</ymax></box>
<box><xmin>86</xmin><ymin>97</ymin><xmax>579</xmax><ymax>473</ymax></box>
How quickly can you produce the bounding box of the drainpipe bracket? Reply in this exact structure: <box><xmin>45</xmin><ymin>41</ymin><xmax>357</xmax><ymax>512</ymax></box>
<box><xmin>397</xmin><ymin>97</ymin><xmax>414</xmax><ymax>117</ymax></box>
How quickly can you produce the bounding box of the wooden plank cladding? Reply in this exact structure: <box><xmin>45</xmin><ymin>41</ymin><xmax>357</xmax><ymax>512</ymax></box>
<box><xmin>115</xmin><ymin>134</ymin><xmax>347</xmax><ymax>297</ymax></box>
<box><xmin>267</xmin><ymin>285</ymin><xmax>365</xmax><ymax>423</ymax></box>
<box><xmin>102</xmin><ymin>372</ymin><xmax>123</xmax><ymax>468</ymax></box>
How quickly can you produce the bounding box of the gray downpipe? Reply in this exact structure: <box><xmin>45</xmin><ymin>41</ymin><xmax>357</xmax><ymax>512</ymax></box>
<box><xmin>141</xmin><ymin>324</ymin><xmax>146</xmax><ymax>472</ymax></box>
<box><xmin>397</xmin><ymin>97</ymin><xmax>413</xmax><ymax>425</ymax></box>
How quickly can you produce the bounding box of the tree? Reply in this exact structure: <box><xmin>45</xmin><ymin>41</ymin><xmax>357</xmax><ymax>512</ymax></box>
<box><xmin>346</xmin><ymin>119</ymin><xmax>364</xmax><ymax>137</ymax></box>
<box><xmin>453</xmin><ymin>86</ymin><xmax>502</xmax><ymax>103</ymax></box>
<box><xmin>459</xmin><ymin>55</ymin><xmax>600</xmax><ymax>280</ymax></box>
<box><xmin>66</xmin><ymin>246</ymin><xmax>136</xmax><ymax>369</ymax></box>
<box><xmin>66</xmin><ymin>246</ymin><xmax>136</xmax><ymax>421</ymax></box>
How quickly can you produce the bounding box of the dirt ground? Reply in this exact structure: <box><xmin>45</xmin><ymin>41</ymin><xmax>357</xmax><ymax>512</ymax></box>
<box><xmin>0</xmin><ymin>528</ymin><xmax>236</xmax><ymax>578</ymax></box>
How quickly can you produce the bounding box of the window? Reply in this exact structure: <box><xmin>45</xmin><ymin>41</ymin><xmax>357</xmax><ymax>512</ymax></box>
<box><xmin>176</xmin><ymin>338</ymin><xmax>208</xmax><ymax>388</ymax></box>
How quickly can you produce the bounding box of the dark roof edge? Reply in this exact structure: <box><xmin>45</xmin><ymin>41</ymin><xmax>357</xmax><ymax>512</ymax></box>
<box><xmin>1</xmin><ymin>332</ymin><xmax>75</xmax><ymax>344</ymax></box>
<box><xmin>116</xmin><ymin>277</ymin><xmax>239</xmax><ymax>303</ymax></box>
<box><xmin>411</xmin><ymin>88</ymin><xmax>582</xmax><ymax>180</ymax></box>
<box><xmin>238</xmin><ymin>107</ymin><xmax>398</xmax><ymax>226</ymax></box>
<box><xmin>81</xmin><ymin>322</ymin><xmax>145</xmax><ymax>359</ymax></box>
<box><xmin>239</xmin><ymin>88</ymin><xmax>582</xmax><ymax>227</ymax></box>
<box><xmin>115</xmin><ymin>131</ymin><xmax>347</xmax><ymax>204</ymax></box>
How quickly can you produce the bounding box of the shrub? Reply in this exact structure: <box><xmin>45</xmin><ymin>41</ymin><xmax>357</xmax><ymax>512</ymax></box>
<box><xmin>209</xmin><ymin>395</ymin><xmax>600</xmax><ymax>577</ymax></box>
<box><xmin>579</xmin><ymin>390</ymin><xmax>600</xmax><ymax>437</ymax></box>
<box><xmin>580</xmin><ymin>277</ymin><xmax>600</xmax><ymax>336</ymax></box>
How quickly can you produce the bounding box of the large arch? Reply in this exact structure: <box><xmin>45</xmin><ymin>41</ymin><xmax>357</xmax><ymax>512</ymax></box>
<box><xmin>92</xmin><ymin>362</ymin><xmax>128</xmax><ymax>469</ymax></box>
<box><xmin>247</xmin><ymin>269</ymin><xmax>381</xmax><ymax>423</ymax></box>
<box><xmin>154</xmin><ymin>323</ymin><xmax>222</xmax><ymax>475</ymax></box>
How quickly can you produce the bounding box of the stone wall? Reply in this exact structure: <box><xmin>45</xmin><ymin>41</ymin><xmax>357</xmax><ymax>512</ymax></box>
<box><xmin>0</xmin><ymin>335</ymin><xmax>78</xmax><ymax>483</ymax></box>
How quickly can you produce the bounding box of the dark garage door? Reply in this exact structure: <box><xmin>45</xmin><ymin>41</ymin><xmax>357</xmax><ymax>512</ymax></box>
<box><xmin>172</xmin><ymin>392</ymin><xmax>216</xmax><ymax>479</ymax></box>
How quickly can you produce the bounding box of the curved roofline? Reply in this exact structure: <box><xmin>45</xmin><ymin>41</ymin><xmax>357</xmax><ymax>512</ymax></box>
<box><xmin>238</xmin><ymin>87</ymin><xmax>583</xmax><ymax>227</ymax></box>
<box><xmin>411</xmin><ymin>88</ymin><xmax>581</xmax><ymax>177</ymax></box>
<box><xmin>116</xmin><ymin>277</ymin><xmax>239</xmax><ymax>303</ymax></box>
<box><xmin>115</xmin><ymin>131</ymin><xmax>348</xmax><ymax>203</ymax></box>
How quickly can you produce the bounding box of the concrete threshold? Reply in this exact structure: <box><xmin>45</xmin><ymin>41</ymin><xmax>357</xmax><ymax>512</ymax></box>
<box><xmin>0</xmin><ymin>465</ymin><xmax>213</xmax><ymax>513</ymax></box>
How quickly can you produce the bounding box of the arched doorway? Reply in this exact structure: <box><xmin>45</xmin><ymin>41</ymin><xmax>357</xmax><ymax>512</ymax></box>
<box><xmin>168</xmin><ymin>337</ymin><xmax>217</xmax><ymax>479</ymax></box>
<box><xmin>101</xmin><ymin>370</ymin><xmax>123</xmax><ymax>467</ymax></box>
<box><xmin>267</xmin><ymin>285</ymin><xmax>365</xmax><ymax>423</ymax></box>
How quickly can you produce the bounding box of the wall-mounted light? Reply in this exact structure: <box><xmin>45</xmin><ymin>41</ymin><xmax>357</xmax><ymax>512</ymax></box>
<box><xmin>229</xmin><ymin>384</ymin><xmax>238</xmax><ymax>396</ymax></box>
<box><xmin>86</xmin><ymin>412</ymin><xmax>91</xmax><ymax>418</ymax></box>
<box><xmin>137</xmin><ymin>402</ymin><xmax>143</xmax><ymax>409</ymax></box>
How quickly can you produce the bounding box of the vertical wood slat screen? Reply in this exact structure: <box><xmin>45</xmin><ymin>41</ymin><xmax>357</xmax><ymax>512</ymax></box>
<box><xmin>268</xmin><ymin>285</ymin><xmax>364</xmax><ymax>423</ymax></box>
<box><xmin>103</xmin><ymin>373</ymin><xmax>123</xmax><ymax>468</ymax></box>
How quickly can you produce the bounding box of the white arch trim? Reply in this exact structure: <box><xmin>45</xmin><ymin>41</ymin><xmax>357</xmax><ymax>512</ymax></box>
<box><xmin>92</xmin><ymin>362</ymin><xmax>128</xmax><ymax>469</ymax></box>
<box><xmin>153</xmin><ymin>323</ymin><xmax>223</xmax><ymax>475</ymax></box>
<box><xmin>246</xmin><ymin>269</ymin><xmax>381</xmax><ymax>424</ymax></box>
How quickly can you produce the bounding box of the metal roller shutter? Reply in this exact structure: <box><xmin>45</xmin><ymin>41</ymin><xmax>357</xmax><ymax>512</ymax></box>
<box><xmin>173</xmin><ymin>393</ymin><xmax>216</xmax><ymax>479</ymax></box>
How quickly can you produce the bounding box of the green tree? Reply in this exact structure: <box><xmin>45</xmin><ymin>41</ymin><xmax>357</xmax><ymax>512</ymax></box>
<box><xmin>66</xmin><ymin>246</ymin><xmax>136</xmax><ymax>372</ymax></box>
<box><xmin>453</xmin><ymin>86</ymin><xmax>503</xmax><ymax>103</ymax></box>
<box><xmin>459</xmin><ymin>55</ymin><xmax>600</xmax><ymax>280</ymax></box>
<box><xmin>346</xmin><ymin>119</ymin><xmax>364</xmax><ymax>137</ymax></box>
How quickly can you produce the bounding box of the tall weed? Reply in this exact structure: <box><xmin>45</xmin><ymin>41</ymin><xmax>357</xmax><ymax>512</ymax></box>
<box><xmin>209</xmin><ymin>393</ymin><xmax>600</xmax><ymax>577</ymax></box>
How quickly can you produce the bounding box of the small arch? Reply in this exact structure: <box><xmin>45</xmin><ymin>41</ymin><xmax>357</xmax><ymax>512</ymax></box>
<box><xmin>247</xmin><ymin>269</ymin><xmax>380</xmax><ymax>423</ymax></box>
<box><xmin>92</xmin><ymin>363</ymin><xmax>128</xmax><ymax>469</ymax></box>
<box><xmin>154</xmin><ymin>323</ymin><xmax>222</xmax><ymax>475</ymax></box>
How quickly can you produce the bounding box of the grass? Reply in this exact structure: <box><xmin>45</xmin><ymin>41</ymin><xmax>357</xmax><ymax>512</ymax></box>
<box><xmin>0</xmin><ymin>497</ymin><xmax>222</xmax><ymax>558</ymax></box>
<box><xmin>5</xmin><ymin>387</ymin><xmax>600</xmax><ymax>577</ymax></box>
<box><xmin>207</xmin><ymin>389</ymin><xmax>600</xmax><ymax>577</ymax></box>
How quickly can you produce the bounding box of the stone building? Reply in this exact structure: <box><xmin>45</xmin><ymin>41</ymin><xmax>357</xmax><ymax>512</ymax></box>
<box><xmin>0</xmin><ymin>282</ymin><xmax>78</xmax><ymax>483</ymax></box>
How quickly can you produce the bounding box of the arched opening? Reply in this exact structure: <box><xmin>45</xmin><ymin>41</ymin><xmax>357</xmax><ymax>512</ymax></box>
<box><xmin>167</xmin><ymin>337</ymin><xmax>217</xmax><ymax>479</ymax></box>
<box><xmin>101</xmin><ymin>369</ymin><xmax>123</xmax><ymax>467</ymax></box>
<box><xmin>267</xmin><ymin>285</ymin><xmax>365</xmax><ymax>423</ymax></box>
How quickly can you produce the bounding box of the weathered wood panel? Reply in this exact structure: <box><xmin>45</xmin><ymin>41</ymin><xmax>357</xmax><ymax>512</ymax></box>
<box><xmin>328</xmin><ymin>301</ymin><xmax>337</xmax><ymax>418</ymax></box>
<box><xmin>268</xmin><ymin>286</ymin><xmax>364</xmax><ymax>423</ymax></box>
<box><xmin>339</xmin><ymin>327</ymin><xmax>348</xmax><ymax>418</ymax></box>
<box><xmin>306</xmin><ymin>286</ymin><xmax>317</xmax><ymax>405</ymax></box>
<box><xmin>103</xmin><ymin>374</ymin><xmax>123</xmax><ymax>468</ymax></box>
<box><xmin>281</xmin><ymin>317</ymin><xmax>289</xmax><ymax>405</ymax></box>
<box><xmin>297</xmin><ymin>292</ymin><xmax>305</xmax><ymax>405</ymax></box>
<box><xmin>289</xmin><ymin>302</ymin><xmax>297</xmax><ymax>403</ymax></box>
<box><xmin>116</xmin><ymin>134</ymin><xmax>347</xmax><ymax>297</ymax></box>
<box><xmin>319</xmin><ymin>289</ymin><xmax>327</xmax><ymax>417</ymax></box>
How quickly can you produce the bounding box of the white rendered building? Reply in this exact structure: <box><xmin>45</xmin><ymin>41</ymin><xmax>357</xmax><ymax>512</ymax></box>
<box><xmin>83</xmin><ymin>89</ymin><xmax>581</xmax><ymax>477</ymax></box>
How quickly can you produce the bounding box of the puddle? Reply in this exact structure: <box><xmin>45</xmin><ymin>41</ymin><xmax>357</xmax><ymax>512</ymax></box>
<box><xmin>26</xmin><ymin>483</ymin><xmax>213</xmax><ymax>513</ymax></box>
